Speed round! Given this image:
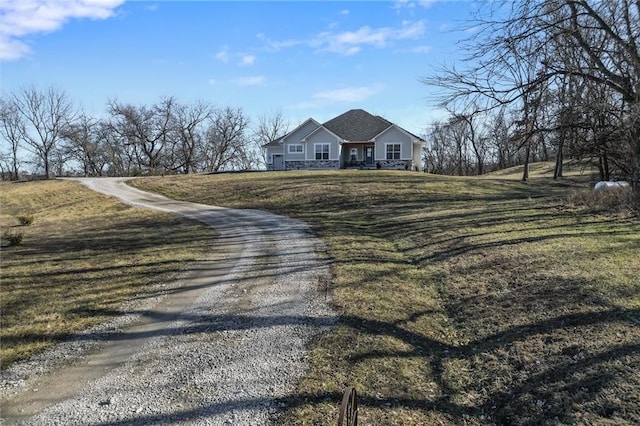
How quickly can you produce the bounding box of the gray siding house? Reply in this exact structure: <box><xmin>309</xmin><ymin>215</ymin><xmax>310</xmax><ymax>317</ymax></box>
<box><xmin>264</xmin><ymin>109</ymin><xmax>425</xmax><ymax>171</ymax></box>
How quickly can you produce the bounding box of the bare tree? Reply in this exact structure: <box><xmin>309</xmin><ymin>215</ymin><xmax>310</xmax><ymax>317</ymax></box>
<box><xmin>107</xmin><ymin>97</ymin><xmax>176</xmax><ymax>174</ymax></box>
<box><xmin>424</xmin><ymin>0</ymin><xmax>640</xmax><ymax>182</ymax></box>
<box><xmin>63</xmin><ymin>112</ymin><xmax>110</xmax><ymax>176</ymax></box>
<box><xmin>425</xmin><ymin>119</ymin><xmax>476</xmax><ymax>175</ymax></box>
<box><xmin>169</xmin><ymin>100</ymin><xmax>212</xmax><ymax>174</ymax></box>
<box><xmin>8</xmin><ymin>86</ymin><xmax>75</xmax><ymax>178</ymax></box>
<box><xmin>98</xmin><ymin>120</ymin><xmax>135</xmax><ymax>177</ymax></box>
<box><xmin>483</xmin><ymin>107</ymin><xmax>520</xmax><ymax>171</ymax></box>
<box><xmin>252</xmin><ymin>110</ymin><xmax>290</xmax><ymax>169</ymax></box>
<box><xmin>424</xmin><ymin>122</ymin><xmax>449</xmax><ymax>174</ymax></box>
<box><xmin>544</xmin><ymin>0</ymin><xmax>640</xmax><ymax>182</ymax></box>
<box><xmin>450</xmin><ymin>108</ymin><xmax>490</xmax><ymax>175</ymax></box>
<box><xmin>201</xmin><ymin>107</ymin><xmax>251</xmax><ymax>172</ymax></box>
<box><xmin>0</xmin><ymin>98</ymin><xmax>25</xmax><ymax>180</ymax></box>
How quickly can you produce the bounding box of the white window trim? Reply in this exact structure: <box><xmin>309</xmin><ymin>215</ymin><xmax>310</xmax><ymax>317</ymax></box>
<box><xmin>385</xmin><ymin>143</ymin><xmax>401</xmax><ymax>160</ymax></box>
<box><xmin>314</xmin><ymin>143</ymin><xmax>330</xmax><ymax>160</ymax></box>
<box><xmin>288</xmin><ymin>144</ymin><xmax>304</xmax><ymax>154</ymax></box>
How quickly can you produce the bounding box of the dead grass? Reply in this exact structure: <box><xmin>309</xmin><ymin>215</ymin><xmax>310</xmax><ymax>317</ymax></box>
<box><xmin>566</xmin><ymin>187</ymin><xmax>640</xmax><ymax>216</ymax></box>
<box><xmin>482</xmin><ymin>159</ymin><xmax>600</xmax><ymax>180</ymax></box>
<box><xmin>133</xmin><ymin>170</ymin><xmax>640</xmax><ymax>425</ymax></box>
<box><xmin>0</xmin><ymin>180</ymin><xmax>217</xmax><ymax>366</ymax></box>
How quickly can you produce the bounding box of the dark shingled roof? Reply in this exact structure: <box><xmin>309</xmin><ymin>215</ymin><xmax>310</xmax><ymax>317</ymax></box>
<box><xmin>323</xmin><ymin>109</ymin><xmax>392</xmax><ymax>141</ymax></box>
<box><xmin>262</xmin><ymin>136</ymin><xmax>285</xmax><ymax>148</ymax></box>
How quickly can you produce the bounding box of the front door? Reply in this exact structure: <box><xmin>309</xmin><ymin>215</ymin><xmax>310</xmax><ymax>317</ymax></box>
<box><xmin>365</xmin><ymin>146</ymin><xmax>374</xmax><ymax>166</ymax></box>
<box><xmin>273</xmin><ymin>154</ymin><xmax>284</xmax><ymax>171</ymax></box>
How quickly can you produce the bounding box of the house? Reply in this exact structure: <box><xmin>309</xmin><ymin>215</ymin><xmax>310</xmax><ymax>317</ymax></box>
<box><xmin>264</xmin><ymin>109</ymin><xmax>425</xmax><ymax>171</ymax></box>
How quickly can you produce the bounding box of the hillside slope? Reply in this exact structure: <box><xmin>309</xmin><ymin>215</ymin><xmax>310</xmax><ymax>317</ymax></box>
<box><xmin>133</xmin><ymin>171</ymin><xmax>640</xmax><ymax>425</ymax></box>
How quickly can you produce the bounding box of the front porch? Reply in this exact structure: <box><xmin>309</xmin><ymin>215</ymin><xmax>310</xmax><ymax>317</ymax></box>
<box><xmin>341</xmin><ymin>143</ymin><xmax>375</xmax><ymax>169</ymax></box>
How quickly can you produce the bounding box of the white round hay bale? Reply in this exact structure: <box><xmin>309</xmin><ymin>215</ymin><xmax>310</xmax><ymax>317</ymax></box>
<box><xmin>594</xmin><ymin>181</ymin><xmax>630</xmax><ymax>191</ymax></box>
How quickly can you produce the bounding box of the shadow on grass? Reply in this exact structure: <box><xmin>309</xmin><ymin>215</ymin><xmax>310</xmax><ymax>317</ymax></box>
<box><xmin>1</xmin><ymin>214</ymin><xmax>323</xmax><ymax>354</ymax></box>
<box><xmin>31</xmin><ymin>304</ymin><xmax>635</xmax><ymax>426</ymax></box>
<box><xmin>0</xmin><ymin>213</ymin><xmax>220</xmax><ymax>364</ymax></box>
<box><xmin>268</xmin><ymin>182</ymin><xmax>638</xmax><ymax>423</ymax></box>
<box><xmin>128</xmin><ymin>173</ymin><xmax>640</xmax><ymax>424</ymax></box>
<box><xmin>308</xmin><ymin>306</ymin><xmax>640</xmax><ymax>424</ymax></box>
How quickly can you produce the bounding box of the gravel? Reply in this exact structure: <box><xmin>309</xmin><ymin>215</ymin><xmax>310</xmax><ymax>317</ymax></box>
<box><xmin>1</xmin><ymin>178</ymin><xmax>336</xmax><ymax>425</ymax></box>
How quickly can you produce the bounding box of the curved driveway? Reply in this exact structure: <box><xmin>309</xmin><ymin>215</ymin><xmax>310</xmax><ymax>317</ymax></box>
<box><xmin>1</xmin><ymin>178</ymin><xmax>335</xmax><ymax>425</ymax></box>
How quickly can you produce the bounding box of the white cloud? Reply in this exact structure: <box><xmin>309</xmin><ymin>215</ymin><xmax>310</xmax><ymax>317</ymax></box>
<box><xmin>340</xmin><ymin>9</ymin><xmax>349</xmax><ymax>16</ymax></box>
<box><xmin>239</xmin><ymin>55</ymin><xmax>256</xmax><ymax>66</ymax></box>
<box><xmin>312</xmin><ymin>84</ymin><xmax>384</xmax><ymax>103</ymax></box>
<box><xmin>0</xmin><ymin>35</ymin><xmax>32</xmax><ymax>61</ymax></box>
<box><xmin>0</xmin><ymin>0</ymin><xmax>125</xmax><ymax>61</ymax></box>
<box><xmin>216</xmin><ymin>49</ymin><xmax>256</xmax><ymax>66</ymax></box>
<box><xmin>393</xmin><ymin>0</ymin><xmax>436</xmax><ymax>10</ymax></box>
<box><xmin>257</xmin><ymin>33</ymin><xmax>304</xmax><ymax>52</ymax></box>
<box><xmin>393</xmin><ymin>0</ymin><xmax>416</xmax><ymax>10</ymax></box>
<box><xmin>208</xmin><ymin>79</ymin><xmax>217</xmax><ymax>85</ymax></box>
<box><xmin>398</xmin><ymin>45</ymin><xmax>432</xmax><ymax>54</ymax></box>
<box><xmin>317</xmin><ymin>21</ymin><xmax>426</xmax><ymax>55</ymax></box>
<box><xmin>260</xmin><ymin>20</ymin><xmax>426</xmax><ymax>56</ymax></box>
<box><xmin>215</xmin><ymin>46</ymin><xmax>229</xmax><ymax>62</ymax></box>
<box><xmin>234</xmin><ymin>75</ymin><xmax>266</xmax><ymax>87</ymax></box>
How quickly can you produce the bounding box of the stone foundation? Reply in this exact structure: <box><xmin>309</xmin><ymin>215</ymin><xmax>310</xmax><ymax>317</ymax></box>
<box><xmin>266</xmin><ymin>159</ymin><xmax>412</xmax><ymax>171</ymax></box>
<box><xmin>286</xmin><ymin>160</ymin><xmax>340</xmax><ymax>170</ymax></box>
<box><xmin>375</xmin><ymin>160</ymin><xmax>413</xmax><ymax>170</ymax></box>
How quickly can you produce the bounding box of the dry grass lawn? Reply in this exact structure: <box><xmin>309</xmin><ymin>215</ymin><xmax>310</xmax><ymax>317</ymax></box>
<box><xmin>0</xmin><ymin>179</ymin><xmax>217</xmax><ymax>366</ymax></box>
<box><xmin>132</xmin><ymin>170</ymin><xmax>640</xmax><ymax>425</ymax></box>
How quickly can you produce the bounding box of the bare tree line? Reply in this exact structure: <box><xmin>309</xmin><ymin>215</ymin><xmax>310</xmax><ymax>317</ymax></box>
<box><xmin>2</xmin><ymin>1</ymin><xmax>637</xmax><ymax>182</ymax></box>
<box><xmin>0</xmin><ymin>86</ymin><xmax>289</xmax><ymax>179</ymax></box>
<box><xmin>423</xmin><ymin>0</ymin><xmax>639</xmax><ymax>183</ymax></box>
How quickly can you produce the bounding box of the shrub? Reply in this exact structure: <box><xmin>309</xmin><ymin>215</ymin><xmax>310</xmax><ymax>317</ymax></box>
<box><xmin>17</xmin><ymin>215</ymin><xmax>34</xmax><ymax>226</ymax></box>
<box><xmin>3</xmin><ymin>232</ymin><xmax>23</xmax><ymax>246</ymax></box>
<box><xmin>566</xmin><ymin>186</ymin><xmax>639</xmax><ymax>215</ymax></box>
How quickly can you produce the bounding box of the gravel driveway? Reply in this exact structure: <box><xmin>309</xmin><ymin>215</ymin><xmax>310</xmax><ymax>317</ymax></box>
<box><xmin>1</xmin><ymin>178</ymin><xmax>336</xmax><ymax>425</ymax></box>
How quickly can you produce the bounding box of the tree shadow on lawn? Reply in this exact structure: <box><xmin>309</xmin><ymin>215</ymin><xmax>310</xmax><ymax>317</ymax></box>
<box><xmin>1</xmin><ymin>216</ymin><xmax>215</xmax><ymax>298</ymax></box>
<box><xmin>128</xmin><ymin>174</ymin><xmax>638</xmax><ymax>423</ymax></box>
<box><xmin>281</xmin><ymin>212</ymin><xmax>639</xmax><ymax>423</ymax></box>
<box><xmin>7</xmin><ymin>303</ymin><xmax>634</xmax><ymax>425</ymax></box>
<box><xmin>0</xmin><ymin>214</ymin><xmax>219</xmax><ymax>363</ymax></box>
<box><xmin>314</xmin><ymin>300</ymin><xmax>639</xmax><ymax>424</ymax></box>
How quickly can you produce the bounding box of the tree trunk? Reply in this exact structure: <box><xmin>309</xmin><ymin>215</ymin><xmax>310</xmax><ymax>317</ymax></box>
<box><xmin>540</xmin><ymin>134</ymin><xmax>549</xmax><ymax>161</ymax></box>
<box><xmin>598</xmin><ymin>150</ymin><xmax>610</xmax><ymax>181</ymax></box>
<box><xmin>43</xmin><ymin>151</ymin><xmax>51</xmax><ymax>178</ymax></box>
<box><xmin>553</xmin><ymin>140</ymin><xmax>563</xmax><ymax>179</ymax></box>
<box><xmin>522</xmin><ymin>142</ymin><xmax>530</xmax><ymax>182</ymax></box>
<box><xmin>632</xmin><ymin>131</ymin><xmax>640</xmax><ymax>189</ymax></box>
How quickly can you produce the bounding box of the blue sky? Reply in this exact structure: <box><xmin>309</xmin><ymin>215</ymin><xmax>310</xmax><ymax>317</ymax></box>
<box><xmin>0</xmin><ymin>0</ymin><xmax>481</xmax><ymax>135</ymax></box>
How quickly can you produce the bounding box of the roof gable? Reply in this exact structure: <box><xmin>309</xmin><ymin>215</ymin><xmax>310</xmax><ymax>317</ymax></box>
<box><xmin>323</xmin><ymin>109</ymin><xmax>392</xmax><ymax>141</ymax></box>
<box><xmin>282</xmin><ymin>118</ymin><xmax>322</xmax><ymax>144</ymax></box>
<box><xmin>302</xmin><ymin>123</ymin><xmax>342</xmax><ymax>142</ymax></box>
<box><xmin>374</xmin><ymin>123</ymin><xmax>426</xmax><ymax>143</ymax></box>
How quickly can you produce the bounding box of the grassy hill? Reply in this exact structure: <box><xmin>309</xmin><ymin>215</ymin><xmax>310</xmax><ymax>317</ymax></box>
<box><xmin>1</xmin><ymin>170</ymin><xmax>637</xmax><ymax>424</ymax></box>
<box><xmin>132</xmin><ymin>170</ymin><xmax>639</xmax><ymax>425</ymax></box>
<box><xmin>482</xmin><ymin>160</ymin><xmax>600</xmax><ymax>180</ymax></box>
<box><xmin>0</xmin><ymin>180</ymin><xmax>217</xmax><ymax>365</ymax></box>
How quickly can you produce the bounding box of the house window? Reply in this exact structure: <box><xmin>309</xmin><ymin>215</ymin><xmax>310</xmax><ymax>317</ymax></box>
<box><xmin>315</xmin><ymin>143</ymin><xmax>330</xmax><ymax>160</ymax></box>
<box><xmin>386</xmin><ymin>144</ymin><xmax>401</xmax><ymax>160</ymax></box>
<box><xmin>288</xmin><ymin>144</ymin><xmax>303</xmax><ymax>153</ymax></box>
<box><xmin>350</xmin><ymin>148</ymin><xmax>357</xmax><ymax>161</ymax></box>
